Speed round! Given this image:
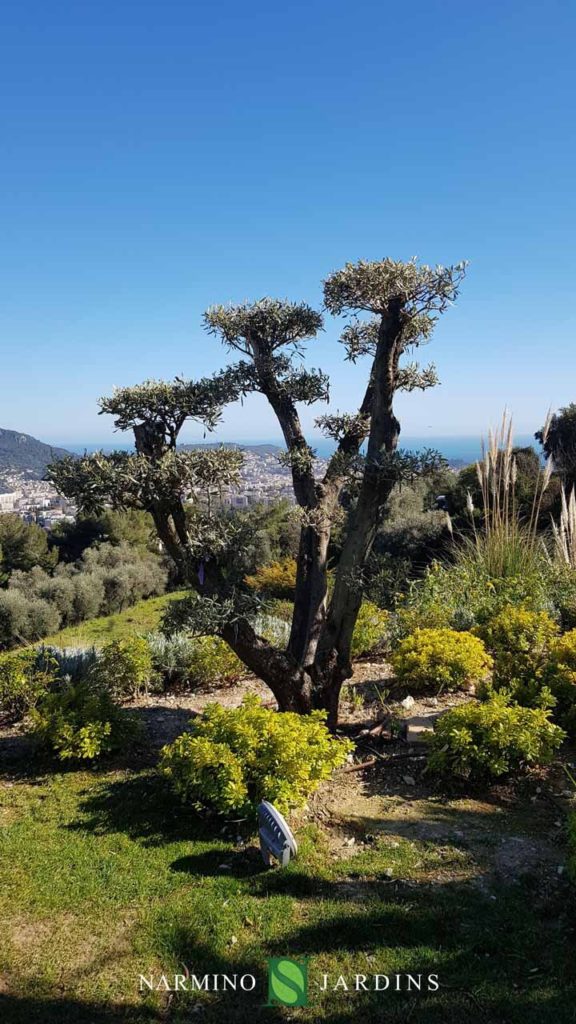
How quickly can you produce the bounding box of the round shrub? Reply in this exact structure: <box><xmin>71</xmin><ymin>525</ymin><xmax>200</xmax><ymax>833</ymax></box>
<box><xmin>475</xmin><ymin>606</ymin><xmax>559</xmax><ymax>689</ymax></box>
<box><xmin>91</xmin><ymin>636</ymin><xmax>153</xmax><ymax>698</ymax></box>
<box><xmin>427</xmin><ymin>696</ymin><xmax>565</xmax><ymax>786</ymax></box>
<box><xmin>28</xmin><ymin>680</ymin><xmax>138</xmax><ymax>761</ymax></box>
<box><xmin>351</xmin><ymin>602</ymin><xmax>389</xmax><ymax>657</ymax></box>
<box><xmin>160</xmin><ymin>695</ymin><xmax>353</xmax><ymax>816</ymax></box>
<box><xmin>390</xmin><ymin>628</ymin><xmax>493</xmax><ymax>692</ymax></box>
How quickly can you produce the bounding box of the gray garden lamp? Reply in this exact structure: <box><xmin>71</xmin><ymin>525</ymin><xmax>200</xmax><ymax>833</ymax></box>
<box><xmin>257</xmin><ymin>800</ymin><xmax>298</xmax><ymax>867</ymax></box>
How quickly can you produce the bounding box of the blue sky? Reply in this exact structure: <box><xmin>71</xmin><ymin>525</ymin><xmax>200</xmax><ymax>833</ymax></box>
<box><xmin>1</xmin><ymin>0</ymin><xmax>575</xmax><ymax>448</ymax></box>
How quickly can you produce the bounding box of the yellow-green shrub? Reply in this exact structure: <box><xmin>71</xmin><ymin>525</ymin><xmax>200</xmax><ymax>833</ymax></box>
<box><xmin>427</xmin><ymin>695</ymin><xmax>564</xmax><ymax>786</ymax></box>
<box><xmin>475</xmin><ymin>606</ymin><xmax>558</xmax><ymax>688</ymax></box>
<box><xmin>245</xmin><ymin>558</ymin><xmax>297</xmax><ymax>598</ymax></box>
<box><xmin>184</xmin><ymin>636</ymin><xmax>244</xmax><ymax>687</ymax></box>
<box><xmin>390</xmin><ymin>628</ymin><xmax>492</xmax><ymax>692</ymax></box>
<box><xmin>351</xmin><ymin>602</ymin><xmax>389</xmax><ymax>657</ymax></box>
<box><xmin>29</xmin><ymin>681</ymin><xmax>137</xmax><ymax>761</ymax></box>
<box><xmin>0</xmin><ymin>648</ymin><xmax>56</xmax><ymax>721</ymax></box>
<box><xmin>160</xmin><ymin>695</ymin><xmax>352</xmax><ymax>815</ymax></box>
<box><xmin>91</xmin><ymin>636</ymin><xmax>153</xmax><ymax>698</ymax></box>
<box><xmin>544</xmin><ymin>630</ymin><xmax>576</xmax><ymax>735</ymax></box>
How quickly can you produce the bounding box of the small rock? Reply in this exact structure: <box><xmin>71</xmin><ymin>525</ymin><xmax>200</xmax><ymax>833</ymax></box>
<box><xmin>401</xmin><ymin>695</ymin><xmax>416</xmax><ymax>710</ymax></box>
<box><xmin>343</xmin><ymin>837</ymin><xmax>356</xmax><ymax>846</ymax></box>
<box><xmin>558</xmin><ymin>865</ymin><xmax>565</xmax><ymax>876</ymax></box>
<box><xmin>219</xmin><ymin>863</ymin><xmax>232</xmax><ymax>870</ymax></box>
<box><xmin>403</xmin><ymin>775</ymin><xmax>416</xmax><ymax>786</ymax></box>
<box><xmin>229</xmin><ymin>935</ymin><xmax>238</xmax><ymax>945</ymax></box>
<box><xmin>384</xmin><ymin>867</ymin><xmax>394</xmax><ymax>878</ymax></box>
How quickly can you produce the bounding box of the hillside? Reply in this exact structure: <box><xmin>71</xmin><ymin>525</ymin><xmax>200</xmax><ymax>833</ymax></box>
<box><xmin>0</xmin><ymin>428</ymin><xmax>70</xmax><ymax>486</ymax></box>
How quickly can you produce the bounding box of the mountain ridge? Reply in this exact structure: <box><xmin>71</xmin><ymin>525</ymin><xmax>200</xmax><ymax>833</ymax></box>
<box><xmin>0</xmin><ymin>428</ymin><xmax>71</xmax><ymax>486</ymax></box>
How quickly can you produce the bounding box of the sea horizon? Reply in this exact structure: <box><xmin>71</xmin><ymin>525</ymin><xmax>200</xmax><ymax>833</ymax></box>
<box><xmin>52</xmin><ymin>433</ymin><xmax>538</xmax><ymax>464</ymax></box>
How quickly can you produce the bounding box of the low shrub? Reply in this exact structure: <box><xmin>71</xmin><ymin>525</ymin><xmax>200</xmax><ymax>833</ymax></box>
<box><xmin>36</xmin><ymin>645</ymin><xmax>99</xmax><ymax>683</ymax></box>
<box><xmin>160</xmin><ymin>695</ymin><xmax>352</xmax><ymax>815</ymax></box>
<box><xmin>427</xmin><ymin>696</ymin><xmax>564</xmax><ymax>786</ymax></box>
<box><xmin>394</xmin><ymin>560</ymin><xmax>561</xmax><ymax>638</ymax></box>
<box><xmin>0</xmin><ymin>648</ymin><xmax>57</xmax><ymax>721</ymax></box>
<box><xmin>255</xmin><ymin>613</ymin><xmax>291</xmax><ymax>648</ymax></box>
<box><xmin>245</xmin><ymin>558</ymin><xmax>297</xmax><ymax>598</ymax></box>
<box><xmin>351</xmin><ymin>602</ymin><xmax>389</xmax><ymax>657</ymax></box>
<box><xmin>174</xmin><ymin>635</ymin><xmax>243</xmax><ymax>688</ymax></box>
<box><xmin>267</xmin><ymin>599</ymin><xmax>294</xmax><ymax>623</ymax></box>
<box><xmin>475</xmin><ymin>606</ymin><xmax>558</xmax><ymax>688</ymax></box>
<box><xmin>91</xmin><ymin>636</ymin><xmax>153</xmax><ymax>698</ymax></box>
<box><xmin>544</xmin><ymin>630</ymin><xmax>576</xmax><ymax>735</ymax></box>
<box><xmin>29</xmin><ymin>680</ymin><xmax>137</xmax><ymax>761</ymax></box>
<box><xmin>390</xmin><ymin>628</ymin><xmax>492</xmax><ymax>693</ymax></box>
<box><xmin>147</xmin><ymin>632</ymin><xmax>244</xmax><ymax>691</ymax></box>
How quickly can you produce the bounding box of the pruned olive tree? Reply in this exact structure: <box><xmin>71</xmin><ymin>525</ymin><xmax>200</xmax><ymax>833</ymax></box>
<box><xmin>49</xmin><ymin>258</ymin><xmax>466</xmax><ymax>727</ymax></box>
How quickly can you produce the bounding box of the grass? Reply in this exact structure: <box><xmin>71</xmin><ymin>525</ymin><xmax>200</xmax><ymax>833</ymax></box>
<box><xmin>1</xmin><ymin>761</ymin><xmax>576</xmax><ymax>1023</ymax></box>
<box><xmin>39</xmin><ymin>591</ymin><xmax>188</xmax><ymax>648</ymax></box>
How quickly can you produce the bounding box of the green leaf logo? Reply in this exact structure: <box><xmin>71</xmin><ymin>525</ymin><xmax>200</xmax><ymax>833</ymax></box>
<box><xmin>267</xmin><ymin>957</ymin><xmax>308</xmax><ymax>1007</ymax></box>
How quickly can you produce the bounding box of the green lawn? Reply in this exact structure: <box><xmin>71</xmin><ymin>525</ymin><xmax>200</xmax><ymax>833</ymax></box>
<box><xmin>40</xmin><ymin>591</ymin><xmax>188</xmax><ymax>648</ymax></box>
<box><xmin>1</xmin><ymin>759</ymin><xmax>575</xmax><ymax>1023</ymax></box>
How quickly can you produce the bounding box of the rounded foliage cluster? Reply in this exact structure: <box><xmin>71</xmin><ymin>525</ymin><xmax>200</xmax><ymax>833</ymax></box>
<box><xmin>160</xmin><ymin>695</ymin><xmax>352</xmax><ymax>816</ymax></box>
<box><xmin>427</xmin><ymin>695</ymin><xmax>564</xmax><ymax>785</ymax></box>
<box><xmin>476</xmin><ymin>606</ymin><xmax>558</xmax><ymax>689</ymax></box>
<box><xmin>29</xmin><ymin>680</ymin><xmax>137</xmax><ymax>761</ymax></box>
<box><xmin>390</xmin><ymin>628</ymin><xmax>492</xmax><ymax>693</ymax></box>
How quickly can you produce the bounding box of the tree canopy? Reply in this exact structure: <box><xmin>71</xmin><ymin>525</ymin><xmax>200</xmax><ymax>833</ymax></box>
<box><xmin>48</xmin><ymin>257</ymin><xmax>466</xmax><ymax>726</ymax></box>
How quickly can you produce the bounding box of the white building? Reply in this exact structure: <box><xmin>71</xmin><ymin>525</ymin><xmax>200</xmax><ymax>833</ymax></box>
<box><xmin>0</xmin><ymin>492</ymin><xmax>20</xmax><ymax>512</ymax></box>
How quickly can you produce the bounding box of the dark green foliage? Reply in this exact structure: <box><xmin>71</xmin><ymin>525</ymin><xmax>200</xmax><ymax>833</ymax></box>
<box><xmin>446</xmin><ymin>447</ymin><xmax>561</xmax><ymax>528</ymax></box>
<box><xmin>0</xmin><ymin>514</ymin><xmax>57</xmax><ymax>574</ymax></box>
<box><xmin>537</xmin><ymin>404</ymin><xmax>576</xmax><ymax>492</ymax></box>
<box><xmin>50</xmin><ymin>509</ymin><xmax>156</xmax><ymax>562</ymax></box>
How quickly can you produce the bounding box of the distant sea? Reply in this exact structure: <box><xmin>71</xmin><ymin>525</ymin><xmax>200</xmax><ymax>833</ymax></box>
<box><xmin>61</xmin><ymin>434</ymin><xmax>537</xmax><ymax>466</ymax></box>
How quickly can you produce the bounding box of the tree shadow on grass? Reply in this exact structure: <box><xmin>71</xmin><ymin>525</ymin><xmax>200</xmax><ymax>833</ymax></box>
<box><xmin>0</xmin><ymin>705</ymin><xmax>194</xmax><ymax>783</ymax></box>
<box><xmin>150</xmin><ymin>880</ymin><xmax>576</xmax><ymax>1024</ymax></box>
<box><xmin>66</xmin><ymin>769</ymin><xmax>213</xmax><ymax>847</ymax></box>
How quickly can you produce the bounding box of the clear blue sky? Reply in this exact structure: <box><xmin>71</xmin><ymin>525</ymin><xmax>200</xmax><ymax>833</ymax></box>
<box><xmin>1</xmin><ymin>0</ymin><xmax>575</xmax><ymax>448</ymax></box>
